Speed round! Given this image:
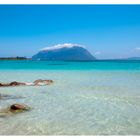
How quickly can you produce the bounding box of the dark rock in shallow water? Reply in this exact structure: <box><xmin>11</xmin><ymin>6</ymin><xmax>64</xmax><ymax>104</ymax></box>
<box><xmin>0</xmin><ymin>104</ymin><xmax>31</xmax><ymax>117</ymax></box>
<box><xmin>0</xmin><ymin>79</ymin><xmax>54</xmax><ymax>87</ymax></box>
<box><xmin>9</xmin><ymin>104</ymin><xmax>31</xmax><ymax>113</ymax></box>
<box><xmin>0</xmin><ymin>81</ymin><xmax>26</xmax><ymax>87</ymax></box>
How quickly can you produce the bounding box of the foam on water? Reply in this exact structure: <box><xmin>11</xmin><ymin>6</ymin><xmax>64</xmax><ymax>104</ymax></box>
<box><xmin>0</xmin><ymin>70</ymin><xmax>140</xmax><ymax>135</ymax></box>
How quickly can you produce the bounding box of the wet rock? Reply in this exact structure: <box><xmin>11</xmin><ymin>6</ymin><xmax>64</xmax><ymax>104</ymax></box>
<box><xmin>0</xmin><ymin>81</ymin><xmax>26</xmax><ymax>87</ymax></box>
<box><xmin>0</xmin><ymin>79</ymin><xmax>53</xmax><ymax>87</ymax></box>
<box><xmin>33</xmin><ymin>79</ymin><xmax>54</xmax><ymax>85</ymax></box>
<box><xmin>0</xmin><ymin>104</ymin><xmax>31</xmax><ymax>117</ymax></box>
<box><xmin>9</xmin><ymin>81</ymin><xmax>26</xmax><ymax>86</ymax></box>
<box><xmin>0</xmin><ymin>82</ymin><xmax>8</xmax><ymax>87</ymax></box>
<box><xmin>9</xmin><ymin>104</ymin><xmax>31</xmax><ymax>113</ymax></box>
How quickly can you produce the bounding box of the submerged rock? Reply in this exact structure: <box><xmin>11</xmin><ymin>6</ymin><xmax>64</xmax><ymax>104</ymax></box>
<box><xmin>0</xmin><ymin>104</ymin><xmax>31</xmax><ymax>117</ymax></box>
<box><xmin>0</xmin><ymin>94</ymin><xmax>24</xmax><ymax>100</ymax></box>
<box><xmin>9</xmin><ymin>104</ymin><xmax>31</xmax><ymax>113</ymax></box>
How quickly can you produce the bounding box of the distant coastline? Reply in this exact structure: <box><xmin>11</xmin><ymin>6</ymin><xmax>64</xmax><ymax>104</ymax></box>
<box><xmin>0</xmin><ymin>57</ymin><xmax>30</xmax><ymax>60</ymax></box>
<box><xmin>0</xmin><ymin>57</ymin><xmax>140</xmax><ymax>61</ymax></box>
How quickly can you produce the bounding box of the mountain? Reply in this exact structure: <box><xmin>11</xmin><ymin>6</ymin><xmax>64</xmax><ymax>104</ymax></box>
<box><xmin>32</xmin><ymin>43</ymin><xmax>96</xmax><ymax>61</ymax></box>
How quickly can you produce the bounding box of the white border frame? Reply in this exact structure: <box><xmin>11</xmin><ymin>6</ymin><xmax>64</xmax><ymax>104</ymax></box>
<box><xmin>0</xmin><ymin>0</ymin><xmax>140</xmax><ymax>4</ymax></box>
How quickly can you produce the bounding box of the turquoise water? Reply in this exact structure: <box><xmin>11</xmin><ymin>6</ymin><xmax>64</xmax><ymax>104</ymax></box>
<box><xmin>0</xmin><ymin>60</ymin><xmax>140</xmax><ymax>135</ymax></box>
<box><xmin>0</xmin><ymin>60</ymin><xmax>140</xmax><ymax>70</ymax></box>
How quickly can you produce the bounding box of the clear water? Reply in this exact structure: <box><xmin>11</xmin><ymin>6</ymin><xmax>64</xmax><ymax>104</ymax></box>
<box><xmin>0</xmin><ymin>60</ymin><xmax>140</xmax><ymax>135</ymax></box>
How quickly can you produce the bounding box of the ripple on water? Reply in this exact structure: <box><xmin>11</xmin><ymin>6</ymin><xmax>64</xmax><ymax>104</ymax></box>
<box><xmin>0</xmin><ymin>70</ymin><xmax>140</xmax><ymax>135</ymax></box>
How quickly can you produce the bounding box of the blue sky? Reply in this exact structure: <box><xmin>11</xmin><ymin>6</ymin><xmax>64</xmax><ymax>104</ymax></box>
<box><xmin>0</xmin><ymin>5</ymin><xmax>140</xmax><ymax>59</ymax></box>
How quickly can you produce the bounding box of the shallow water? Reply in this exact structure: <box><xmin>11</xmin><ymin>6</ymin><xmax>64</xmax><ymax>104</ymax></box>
<box><xmin>0</xmin><ymin>61</ymin><xmax>140</xmax><ymax>135</ymax></box>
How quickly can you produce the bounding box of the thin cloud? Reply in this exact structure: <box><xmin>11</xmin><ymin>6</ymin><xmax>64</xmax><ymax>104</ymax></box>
<box><xmin>41</xmin><ymin>43</ymin><xmax>85</xmax><ymax>51</ymax></box>
<box><xmin>135</xmin><ymin>47</ymin><xmax>140</xmax><ymax>51</ymax></box>
<box><xmin>94</xmin><ymin>51</ymin><xmax>101</xmax><ymax>55</ymax></box>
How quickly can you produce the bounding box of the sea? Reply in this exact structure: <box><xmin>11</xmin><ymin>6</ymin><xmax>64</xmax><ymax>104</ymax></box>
<box><xmin>0</xmin><ymin>60</ymin><xmax>140</xmax><ymax>135</ymax></box>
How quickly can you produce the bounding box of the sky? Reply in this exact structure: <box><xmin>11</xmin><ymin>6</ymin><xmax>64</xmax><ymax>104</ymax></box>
<box><xmin>0</xmin><ymin>5</ymin><xmax>140</xmax><ymax>59</ymax></box>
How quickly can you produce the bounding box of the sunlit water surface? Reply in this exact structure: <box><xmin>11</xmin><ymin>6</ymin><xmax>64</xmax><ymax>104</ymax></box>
<box><xmin>0</xmin><ymin>61</ymin><xmax>140</xmax><ymax>135</ymax></box>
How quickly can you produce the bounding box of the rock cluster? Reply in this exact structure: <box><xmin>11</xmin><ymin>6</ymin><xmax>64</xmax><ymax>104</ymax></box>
<box><xmin>0</xmin><ymin>79</ymin><xmax>54</xmax><ymax>117</ymax></box>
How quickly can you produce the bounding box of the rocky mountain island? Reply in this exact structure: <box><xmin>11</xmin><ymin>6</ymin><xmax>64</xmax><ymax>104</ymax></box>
<box><xmin>32</xmin><ymin>43</ymin><xmax>96</xmax><ymax>61</ymax></box>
